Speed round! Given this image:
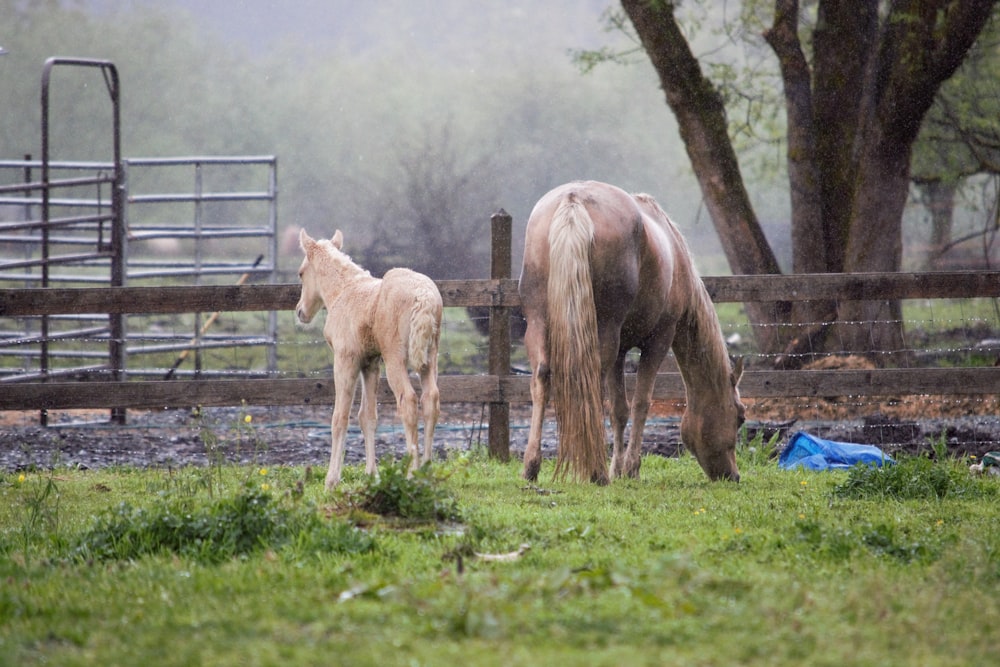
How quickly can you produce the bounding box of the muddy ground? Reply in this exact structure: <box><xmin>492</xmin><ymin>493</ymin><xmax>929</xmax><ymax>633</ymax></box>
<box><xmin>1</xmin><ymin>393</ymin><xmax>998</xmax><ymax>473</ymax></box>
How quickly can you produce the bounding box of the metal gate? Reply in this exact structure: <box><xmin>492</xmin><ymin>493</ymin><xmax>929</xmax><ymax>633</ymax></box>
<box><xmin>0</xmin><ymin>58</ymin><xmax>278</xmax><ymax>424</ymax></box>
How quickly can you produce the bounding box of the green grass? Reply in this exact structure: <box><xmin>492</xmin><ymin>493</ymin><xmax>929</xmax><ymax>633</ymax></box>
<box><xmin>2</xmin><ymin>445</ymin><xmax>1000</xmax><ymax>666</ymax></box>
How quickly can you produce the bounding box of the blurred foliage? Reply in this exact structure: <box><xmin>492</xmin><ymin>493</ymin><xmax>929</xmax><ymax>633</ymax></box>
<box><xmin>0</xmin><ymin>0</ymin><xmax>731</xmax><ymax>279</ymax></box>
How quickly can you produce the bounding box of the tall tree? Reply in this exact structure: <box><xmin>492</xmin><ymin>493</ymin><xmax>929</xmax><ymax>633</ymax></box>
<box><xmin>911</xmin><ymin>14</ymin><xmax>1000</xmax><ymax>269</ymax></box>
<box><xmin>620</xmin><ymin>0</ymin><xmax>996</xmax><ymax>363</ymax></box>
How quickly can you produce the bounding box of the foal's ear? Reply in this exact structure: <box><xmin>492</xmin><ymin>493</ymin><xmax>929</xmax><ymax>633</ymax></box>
<box><xmin>730</xmin><ymin>355</ymin><xmax>745</xmax><ymax>385</ymax></box>
<box><xmin>332</xmin><ymin>229</ymin><xmax>344</xmax><ymax>249</ymax></box>
<box><xmin>298</xmin><ymin>227</ymin><xmax>314</xmax><ymax>251</ymax></box>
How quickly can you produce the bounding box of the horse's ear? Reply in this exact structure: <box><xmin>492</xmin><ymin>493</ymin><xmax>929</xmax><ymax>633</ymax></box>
<box><xmin>332</xmin><ymin>229</ymin><xmax>344</xmax><ymax>249</ymax></box>
<box><xmin>298</xmin><ymin>227</ymin><xmax>314</xmax><ymax>251</ymax></box>
<box><xmin>731</xmin><ymin>355</ymin><xmax>745</xmax><ymax>386</ymax></box>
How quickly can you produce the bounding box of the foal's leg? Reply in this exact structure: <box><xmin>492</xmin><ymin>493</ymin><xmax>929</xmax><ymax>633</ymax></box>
<box><xmin>358</xmin><ymin>360</ymin><xmax>381</xmax><ymax>477</ymax></box>
<box><xmin>326</xmin><ymin>355</ymin><xmax>361</xmax><ymax>491</ymax></box>
<box><xmin>384</xmin><ymin>356</ymin><xmax>420</xmax><ymax>474</ymax></box>
<box><xmin>522</xmin><ymin>318</ymin><xmax>548</xmax><ymax>482</ymax></box>
<box><xmin>418</xmin><ymin>352</ymin><xmax>440</xmax><ymax>465</ymax></box>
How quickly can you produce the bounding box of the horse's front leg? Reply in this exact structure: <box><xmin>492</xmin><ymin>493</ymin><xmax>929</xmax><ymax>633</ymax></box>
<box><xmin>326</xmin><ymin>360</ymin><xmax>360</xmax><ymax>491</ymax></box>
<box><xmin>624</xmin><ymin>343</ymin><xmax>670</xmax><ymax>479</ymax></box>
<box><xmin>358</xmin><ymin>360</ymin><xmax>381</xmax><ymax>477</ymax></box>
<box><xmin>606</xmin><ymin>355</ymin><xmax>629</xmax><ymax>479</ymax></box>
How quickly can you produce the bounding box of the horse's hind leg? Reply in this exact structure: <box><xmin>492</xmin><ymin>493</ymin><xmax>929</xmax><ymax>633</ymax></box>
<box><xmin>522</xmin><ymin>318</ymin><xmax>549</xmax><ymax>482</ymax></box>
<box><xmin>384</xmin><ymin>357</ymin><xmax>420</xmax><ymax>474</ymax></box>
<box><xmin>358</xmin><ymin>361</ymin><xmax>381</xmax><ymax>477</ymax></box>
<box><xmin>418</xmin><ymin>354</ymin><xmax>440</xmax><ymax>466</ymax></box>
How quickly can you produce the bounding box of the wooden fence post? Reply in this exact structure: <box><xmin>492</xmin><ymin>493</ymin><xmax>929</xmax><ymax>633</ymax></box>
<box><xmin>488</xmin><ymin>209</ymin><xmax>512</xmax><ymax>461</ymax></box>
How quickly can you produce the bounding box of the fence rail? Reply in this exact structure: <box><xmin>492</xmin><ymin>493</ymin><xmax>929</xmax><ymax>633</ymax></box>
<box><xmin>3</xmin><ymin>270</ymin><xmax>997</xmax><ymax>316</ymax></box>
<box><xmin>1</xmin><ymin>271</ymin><xmax>998</xmax><ymax>405</ymax></box>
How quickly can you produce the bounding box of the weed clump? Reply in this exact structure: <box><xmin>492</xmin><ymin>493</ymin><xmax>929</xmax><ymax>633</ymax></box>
<box><xmin>72</xmin><ymin>488</ymin><xmax>374</xmax><ymax>564</ymax></box>
<box><xmin>355</xmin><ymin>457</ymin><xmax>460</xmax><ymax>522</ymax></box>
<box><xmin>833</xmin><ymin>453</ymin><xmax>994</xmax><ymax>501</ymax></box>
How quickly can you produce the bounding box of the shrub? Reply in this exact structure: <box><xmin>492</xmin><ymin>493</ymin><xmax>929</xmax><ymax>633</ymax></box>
<box><xmin>355</xmin><ymin>457</ymin><xmax>461</xmax><ymax>522</ymax></box>
<box><xmin>832</xmin><ymin>453</ymin><xmax>992</xmax><ymax>501</ymax></box>
<box><xmin>72</xmin><ymin>488</ymin><xmax>374</xmax><ymax>564</ymax></box>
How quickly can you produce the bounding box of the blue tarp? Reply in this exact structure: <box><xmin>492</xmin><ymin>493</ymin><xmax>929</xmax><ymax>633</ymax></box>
<box><xmin>778</xmin><ymin>431</ymin><xmax>895</xmax><ymax>471</ymax></box>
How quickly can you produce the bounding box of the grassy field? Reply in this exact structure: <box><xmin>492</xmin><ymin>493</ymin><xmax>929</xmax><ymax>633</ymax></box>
<box><xmin>2</xmin><ymin>436</ymin><xmax>999</xmax><ymax>666</ymax></box>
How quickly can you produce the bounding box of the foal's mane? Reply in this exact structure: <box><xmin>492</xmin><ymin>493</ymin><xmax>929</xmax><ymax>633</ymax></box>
<box><xmin>312</xmin><ymin>238</ymin><xmax>371</xmax><ymax>280</ymax></box>
<box><xmin>633</xmin><ymin>192</ymin><xmax>733</xmax><ymax>391</ymax></box>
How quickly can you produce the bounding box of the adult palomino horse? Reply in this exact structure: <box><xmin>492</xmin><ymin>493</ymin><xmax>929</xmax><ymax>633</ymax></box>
<box><xmin>519</xmin><ymin>181</ymin><xmax>745</xmax><ymax>484</ymax></box>
<box><xmin>295</xmin><ymin>229</ymin><xmax>443</xmax><ymax>491</ymax></box>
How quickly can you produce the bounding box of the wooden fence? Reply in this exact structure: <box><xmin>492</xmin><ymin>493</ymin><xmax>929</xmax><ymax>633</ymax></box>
<box><xmin>1</xmin><ymin>213</ymin><xmax>999</xmax><ymax>459</ymax></box>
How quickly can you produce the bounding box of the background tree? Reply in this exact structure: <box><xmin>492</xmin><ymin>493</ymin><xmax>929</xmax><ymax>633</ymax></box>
<box><xmin>911</xmin><ymin>15</ymin><xmax>1000</xmax><ymax>270</ymax></box>
<box><xmin>619</xmin><ymin>0</ymin><xmax>996</xmax><ymax>364</ymax></box>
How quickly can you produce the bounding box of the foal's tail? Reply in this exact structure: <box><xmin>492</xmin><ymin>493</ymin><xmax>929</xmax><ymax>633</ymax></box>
<box><xmin>547</xmin><ymin>194</ymin><xmax>609</xmax><ymax>484</ymax></box>
<box><xmin>408</xmin><ymin>280</ymin><xmax>443</xmax><ymax>372</ymax></box>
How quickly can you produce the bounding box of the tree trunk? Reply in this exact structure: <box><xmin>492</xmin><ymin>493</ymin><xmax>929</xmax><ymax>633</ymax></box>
<box><xmin>916</xmin><ymin>180</ymin><xmax>958</xmax><ymax>269</ymax></box>
<box><xmin>763</xmin><ymin>0</ymin><xmax>838</xmax><ymax>366</ymax></box>
<box><xmin>621</xmin><ymin>0</ymin><xmax>995</xmax><ymax>365</ymax></box>
<box><xmin>837</xmin><ymin>0</ymin><xmax>995</xmax><ymax>360</ymax></box>
<box><xmin>620</xmin><ymin>0</ymin><xmax>789</xmax><ymax>355</ymax></box>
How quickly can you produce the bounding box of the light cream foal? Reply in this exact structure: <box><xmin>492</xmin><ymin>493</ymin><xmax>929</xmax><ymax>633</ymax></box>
<box><xmin>295</xmin><ymin>228</ymin><xmax>443</xmax><ymax>490</ymax></box>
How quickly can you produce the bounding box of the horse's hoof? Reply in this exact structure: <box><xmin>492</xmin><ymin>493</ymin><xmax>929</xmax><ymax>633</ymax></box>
<box><xmin>591</xmin><ymin>471</ymin><xmax>610</xmax><ymax>486</ymax></box>
<box><xmin>522</xmin><ymin>460</ymin><xmax>541</xmax><ymax>482</ymax></box>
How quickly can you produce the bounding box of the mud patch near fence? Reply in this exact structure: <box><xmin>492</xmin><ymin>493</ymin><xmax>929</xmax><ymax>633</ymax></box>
<box><xmin>1</xmin><ymin>389</ymin><xmax>998</xmax><ymax>473</ymax></box>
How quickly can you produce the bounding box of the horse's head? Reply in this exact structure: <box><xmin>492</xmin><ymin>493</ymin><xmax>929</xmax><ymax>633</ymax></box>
<box><xmin>681</xmin><ymin>356</ymin><xmax>745</xmax><ymax>482</ymax></box>
<box><xmin>295</xmin><ymin>228</ymin><xmax>343</xmax><ymax>324</ymax></box>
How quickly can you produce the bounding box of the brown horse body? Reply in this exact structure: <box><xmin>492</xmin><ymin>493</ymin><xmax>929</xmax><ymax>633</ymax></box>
<box><xmin>295</xmin><ymin>229</ymin><xmax>442</xmax><ymax>491</ymax></box>
<box><xmin>519</xmin><ymin>181</ymin><xmax>744</xmax><ymax>483</ymax></box>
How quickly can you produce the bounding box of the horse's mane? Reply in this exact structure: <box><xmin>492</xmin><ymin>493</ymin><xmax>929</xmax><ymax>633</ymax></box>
<box><xmin>633</xmin><ymin>192</ymin><xmax>732</xmax><ymax>391</ymax></box>
<box><xmin>680</xmin><ymin>278</ymin><xmax>733</xmax><ymax>393</ymax></box>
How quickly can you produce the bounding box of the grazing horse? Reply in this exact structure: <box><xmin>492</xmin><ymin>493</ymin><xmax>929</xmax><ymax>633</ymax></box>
<box><xmin>295</xmin><ymin>228</ymin><xmax>443</xmax><ymax>490</ymax></box>
<box><xmin>519</xmin><ymin>181</ymin><xmax>745</xmax><ymax>484</ymax></box>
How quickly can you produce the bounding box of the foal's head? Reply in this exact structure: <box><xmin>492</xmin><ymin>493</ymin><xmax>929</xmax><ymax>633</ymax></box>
<box><xmin>295</xmin><ymin>228</ymin><xmax>343</xmax><ymax>324</ymax></box>
<box><xmin>681</xmin><ymin>356</ymin><xmax>745</xmax><ymax>482</ymax></box>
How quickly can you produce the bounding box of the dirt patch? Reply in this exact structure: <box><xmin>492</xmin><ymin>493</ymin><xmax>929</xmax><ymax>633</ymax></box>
<box><xmin>2</xmin><ymin>379</ymin><xmax>998</xmax><ymax>472</ymax></box>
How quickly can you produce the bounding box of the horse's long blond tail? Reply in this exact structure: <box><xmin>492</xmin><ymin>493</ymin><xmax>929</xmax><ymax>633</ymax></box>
<box><xmin>547</xmin><ymin>195</ymin><xmax>609</xmax><ymax>484</ymax></box>
<box><xmin>408</xmin><ymin>281</ymin><xmax>442</xmax><ymax>371</ymax></box>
